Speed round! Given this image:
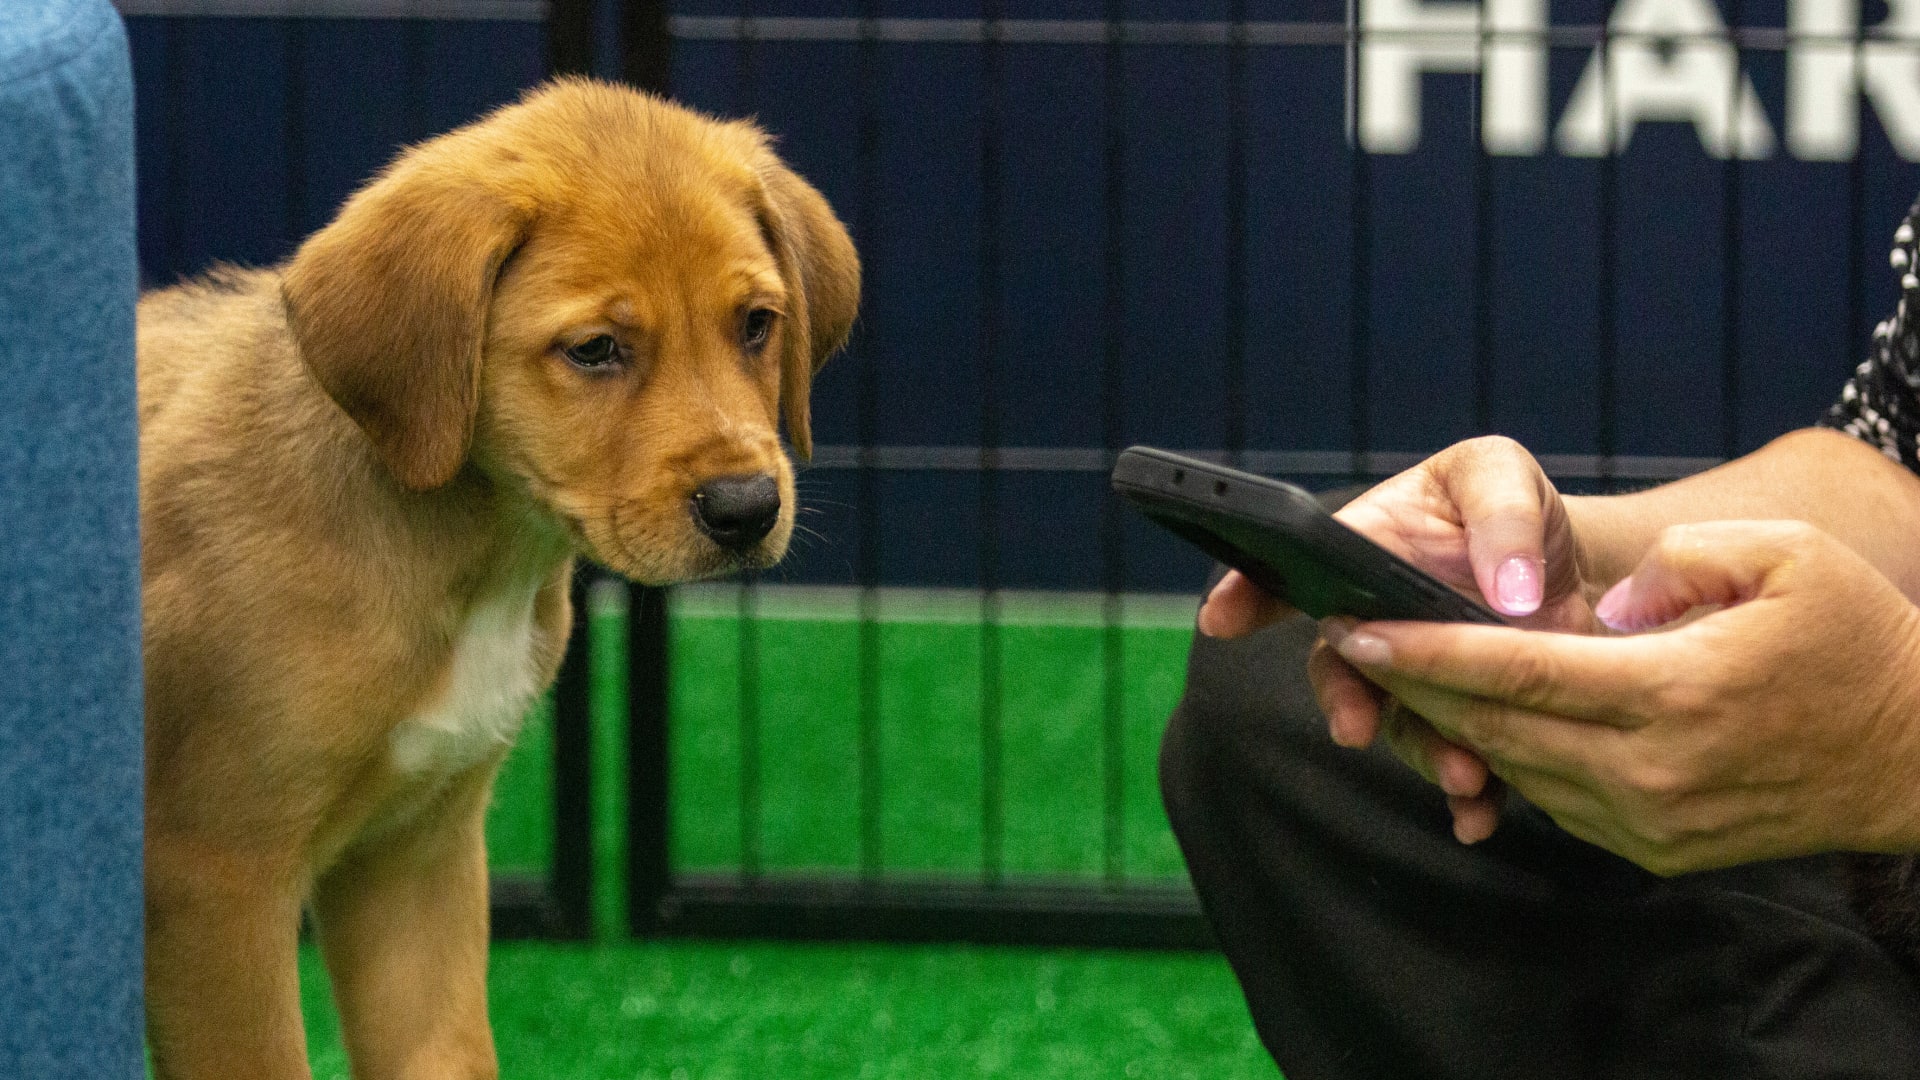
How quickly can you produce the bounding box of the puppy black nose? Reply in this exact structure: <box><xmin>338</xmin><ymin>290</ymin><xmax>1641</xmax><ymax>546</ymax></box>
<box><xmin>691</xmin><ymin>474</ymin><xmax>781</xmax><ymax>551</ymax></box>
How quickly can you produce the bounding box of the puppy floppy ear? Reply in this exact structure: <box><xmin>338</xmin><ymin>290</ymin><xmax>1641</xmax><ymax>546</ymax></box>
<box><xmin>282</xmin><ymin>144</ymin><xmax>530</xmax><ymax>491</ymax></box>
<box><xmin>756</xmin><ymin>160</ymin><xmax>860</xmax><ymax>461</ymax></box>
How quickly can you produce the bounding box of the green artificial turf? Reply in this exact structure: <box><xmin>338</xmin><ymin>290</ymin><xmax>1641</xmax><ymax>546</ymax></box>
<box><xmin>298</xmin><ymin>940</ymin><xmax>1280</xmax><ymax>1079</ymax></box>
<box><xmin>664</xmin><ymin>589</ymin><xmax>1196</xmax><ymax>879</ymax></box>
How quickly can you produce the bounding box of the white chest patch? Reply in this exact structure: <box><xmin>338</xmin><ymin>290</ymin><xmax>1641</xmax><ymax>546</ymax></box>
<box><xmin>389</xmin><ymin>584</ymin><xmax>548</xmax><ymax>780</ymax></box>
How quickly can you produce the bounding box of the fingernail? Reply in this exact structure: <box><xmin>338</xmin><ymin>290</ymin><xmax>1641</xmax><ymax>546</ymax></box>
<box><xmin>1328</xmin><ymin>711</ymin><xmax>1364</xmax><ymax>749</ymax></box>
<box><xmin>1593</xmin><ymin>578</ymin><xmax>1631</xmax><ymax>631</ymax></box>
<box><xmin>1449</xmin><ymin>799</ymin><xmax>1498</xmax><ymax>845</ymax></box>
<box><xmin>1195</xmin><ymin>600</ymin><xmax>1219</xmax><ymax>638</ymax></box>
<box><xmin>1204</xmin><ymin>575</ymin><xmax>1230</xmax><ymax>606</ymax></box>
<box><xmin>1332</xmin><ymin>628</ymin><xmax>1391</xmax><ymax>667</ymax></box>
<box><xmin>1196</xmin><ymin>578</ymin><xmax>1234</xmax><ymax>637</ymax></box>
<box><xmin>1493</xmin><ymin>555</ymin><xmax>1543</xmax><ymax>616</ymax></box>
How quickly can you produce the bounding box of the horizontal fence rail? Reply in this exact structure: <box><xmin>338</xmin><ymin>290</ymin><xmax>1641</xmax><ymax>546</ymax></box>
<box><xmin>116</xmin><ymin>0</ymin><xmax>545</xmax><ymax>18</ymax></box>
<box><xmin>671</xmin><ymin>16</ymin><xmax>1914</xmax><ymax>49</ymax></box>
<box><xmin>805</xmin><ymin>444</ymin><xmax>1724</xmax><ymax>481</ymax></box>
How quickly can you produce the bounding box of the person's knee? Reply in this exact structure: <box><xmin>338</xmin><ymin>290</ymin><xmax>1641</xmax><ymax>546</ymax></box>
<box><xmin>1156</xmin><ymin>693</ymin><xmax>1209</xmax><ymax>846</ymax></box>
<box><xmin>1159</xmin><ymin>616</ymin><xmax>1325</xmax><ymax>842</ymax></box>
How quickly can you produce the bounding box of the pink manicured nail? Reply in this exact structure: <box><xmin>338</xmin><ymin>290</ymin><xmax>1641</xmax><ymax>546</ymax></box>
<box><xmin>1593</xmin><ymin>578</ymin><xmax>1631</xmax><ymax>631</ymax></box>
<box><xmin>1333</xmin><ymin>629</ymin><xmax>1391</xmax><ymax>667</ymax></box>
<box><xmin>1493</xmin><ymin>555</ymin><xmax>1543</xmax><ymax>616</ymax></box>
<box><xmin>1328</xmin><ymin>709</ymin><xmax>1366</xmax><ymax>749</ymax></box>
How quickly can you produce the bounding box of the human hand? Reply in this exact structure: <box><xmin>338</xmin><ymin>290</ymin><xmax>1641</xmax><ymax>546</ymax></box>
<box><xmin>1324</xmin><ymin>520</ymin><xmax>1920</xmax><ymax>874</ymax></box>
<box><xmin>1197</xmin><ymin>437</ymin><xmax>1598</xmax><ymax>842</ymax></box>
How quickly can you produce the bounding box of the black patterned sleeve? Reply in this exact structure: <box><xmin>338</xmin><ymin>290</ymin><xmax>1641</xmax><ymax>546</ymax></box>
<box><xmin>1822</xmin><ymin>198</ymin><xmax>1920</xmax><ymax>472</ymax></box>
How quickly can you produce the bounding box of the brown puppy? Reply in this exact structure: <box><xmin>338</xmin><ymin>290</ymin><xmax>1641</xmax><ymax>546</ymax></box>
<box><xmin>138</xmin><ymin>78</ymin><xmax>858</xmax><ymax>1079</ymax></box>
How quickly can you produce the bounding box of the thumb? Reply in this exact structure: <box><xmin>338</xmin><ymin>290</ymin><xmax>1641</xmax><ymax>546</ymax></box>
<box><xmin>1592</xmin><ymin>520</ymin><xmax>1805</xmax><ymax>633</ymax></box>
<box><xmin>1436</xmin><ymin>439</ymin><xmax>1556</xmax><ymax>617</ymax></box>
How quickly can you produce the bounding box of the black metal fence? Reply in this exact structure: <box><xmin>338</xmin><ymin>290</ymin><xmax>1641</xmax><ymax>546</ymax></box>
<box><xmin>122</xmin><ymin>0</ymin><xmax>1920</xmax><ymax>946</ymax></box>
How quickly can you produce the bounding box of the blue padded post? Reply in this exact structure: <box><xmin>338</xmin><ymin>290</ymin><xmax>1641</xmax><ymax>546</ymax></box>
<box><xmin>0</xmin><ymin>1</ymin><xmax>143</xmax><ymax>1076</ymax></box>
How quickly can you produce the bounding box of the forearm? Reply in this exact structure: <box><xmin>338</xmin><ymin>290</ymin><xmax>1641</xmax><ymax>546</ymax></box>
<box><xmin>1567</xmin><ymin>427</ymin><xmax>1920</xmax><ymax>600</ymax></box>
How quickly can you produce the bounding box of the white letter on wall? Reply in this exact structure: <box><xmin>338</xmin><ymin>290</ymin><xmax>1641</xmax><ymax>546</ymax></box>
<box><xmin>1788</xmin><ymin>0</ymin><xmax>1920</xmax><ymax>161</ymax></box>
<box><xmin>1557</xmin><ymin>0</ymin><xmax>1777</xmax><ymax>159</ymax></box>
<box><xmin>1358</xmin><ymin>0</ymin><xmax>1548</xmax><ymax>154</ymax></box>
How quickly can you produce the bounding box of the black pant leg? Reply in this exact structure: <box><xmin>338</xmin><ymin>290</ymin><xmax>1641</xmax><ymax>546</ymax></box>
<box><xmin>1162</xmin><ymin>615</ymin><xmax>1920</xmax><ymax>1080</ymax></box>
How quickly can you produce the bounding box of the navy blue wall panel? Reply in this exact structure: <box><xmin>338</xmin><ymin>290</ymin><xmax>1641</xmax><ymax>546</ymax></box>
<box><xmin>1244</xmin><ymin>43</ymin><xmax>1357</xmax><ymax>453</ymax></box>
<box><xmin>1119</xmin><ymin>44</ymin><xmax>1233</xmax><ymax>455</ymax></box>
<box><xmin>869</xmin><ymin>44</ymin><xmax>985</xmax><ymax>448</ymax></box>
<box><xmin>995</xmin><ymin>44</ymin><xmax>1109</xmax><ymax>450</ymax></box>
<box><xmin>1487</xmin><ymin>150</ymin><xmax>1605</xmax><ymax>454</ymax></box>
<box><xmin>127</xmin><ymin>15</ymin><xmax>543</xmax><ymax>286</ymax></box>
<box><xmin>127</xmin><ymin>4</ymin><xmax>1920</xmax><ymax>593</ymax></box>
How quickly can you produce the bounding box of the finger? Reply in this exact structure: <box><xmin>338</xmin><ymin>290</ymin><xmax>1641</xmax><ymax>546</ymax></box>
<box><xmin>1376</xmin><ymin>701</ymin><xmax>1493</xmax><ymax>799</ymax></box>
<box><xmin>1460</xmin><ymin>755</ymin><xmax>1640</xmax><ymax>858</ymax></box>
<box><xmin>1438</xmin><ymin>437</ymin><xmax>1556</xmax><ymax>617</ymax></box>
<box><xmin>1448</xmin><ymin>792</ymin><xmax>1502</xmax><ymax>844</ymax></box>
<box><xmin>1307</xmin><ymin>631</ymin><xmax>1384</xmax><ymax>748</ymax></box>
<box><xmin>1369</xmin><ymin>666</ymin><xmax>1640</xmax><ymax>787</ymax></box>
<box><xmin>1375</xmin><ymin>700</ymin><xmax>1439</xmax><ymax>787</ymax></box>
<box><xmin>1591</xmin><ymin>520</ymin><xmax>1811</xmax><ymax>632</ymax></box>
<box><xmin>1333</xmin><ymin>479</ymin><xmax>1478</xmax><ymax>587</ymax></box>
<box><xmin>1431</xmin><ymin>736</ymin><xmax>1493</xmax><ymax>799</ymax></box>
<box><xmin>1198</xmin><ymin>570</ymin><xmax>1294</xmax><ymax>638</ymax></box>
<box><xmin>1327</xmin><ymin>619</ymin><xmax>1658</xmax><ymax>729</ymax></box>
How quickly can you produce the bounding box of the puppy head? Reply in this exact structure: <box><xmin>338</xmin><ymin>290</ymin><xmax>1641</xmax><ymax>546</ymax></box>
<box><xmin>282</xmin><ymin>79</ymin><xmax>859</xmax><ymax>582</ymax></box>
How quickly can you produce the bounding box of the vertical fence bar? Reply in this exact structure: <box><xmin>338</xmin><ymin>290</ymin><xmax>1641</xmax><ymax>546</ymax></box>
<box><xmin>621</xmin><ymin>0</ymin><xmax>672</xmax><ymax>90</ymax></box>
<box><xmin>737</xmin><ymin>583</ymin><xmax>763</xmax><ymax>879</ymax></box>
<box><xmin>1592</xmin><ymin>21</ymin><xmax>1617</xmax><ymax>491</ymax></box>
<box><xmin>283</xmin><ymin>17</ymin><xmax>306</xmax><ymax>248</ymax></box>
<box><xmin>403</xmin><ymin>3</ymin><xmax>429</xmax><ymax>138</ymax></box>
<box><xmin>978</xmin><ymin>2</ymin><xmax>1006</xmax><ymax>888</ymax></box>
<box><xmin>1471</xmin><ymin>3</ymin><xmax>1494</xmax><ymax>435</ymax></box>
<box><xmin>618</xmin><ymin>0</ymin><xmax>674</xmax><ymax>937</ymax></box>
<box><xmin>1847</xmin><ymin>31</ymin><xmax>1867</xmax><ymax>381</ymax></box>
<box><xmin>733</xmin><ymin>0</ymin><xmax>757</xmax><ymax>112</ymax></box>
<box><xmin>550</xmin><ymin>566</ymin><xmax>595</xmax><ymax>939</ymax></box>
<box><xmin>548</xmin><ymin>0</ymin><xmax>593</xmax><ymax>75</ymax></box>
<box><xmin>855</xmin><ymin>1</ymin><xmax>886</xmax><ymax>883</ymax></box>
<box><xmin>1224</xmin><ymin>1</ymin><xmax>1248</xmax><ymax>465</ymax></box>
<box><xmin>1348</xmin><ymin>2</ymin><xmax>1373</xmax><ymax>481</ymax></box>
<box><xmin>731</xmin><ymin>2</ymin><xmax>763</xmax><ymax>888</ymax></box>
<box><xmin>1099</xmin><ymin>3</ymin><xmax>1128</xmax><ymax>888</ymax></box>
<box><xmin>626</xmin><ymin>584</ymin><xmax>672</xmax><ymax>933</ymax></box>
<box><xmin>1720</xmin><ymin>15</ymin><xmax>1745</xmax><ymax>462</ymax></box>
<box><xmin>528</xmin><ymin>0</ymin><xmax>602</xmax><ymax>944</ymax></box>
<box><xmin>161</xmin><ymin>17</ymin><xmax>185</xmax><ymax>277</ymax></box>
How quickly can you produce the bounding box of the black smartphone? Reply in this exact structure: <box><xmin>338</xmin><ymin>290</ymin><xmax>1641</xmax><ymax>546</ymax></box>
<box><xmin>1111</xmin><ymin>446</ymin><xmax>1506</xmax><ymax>625</ymax></box>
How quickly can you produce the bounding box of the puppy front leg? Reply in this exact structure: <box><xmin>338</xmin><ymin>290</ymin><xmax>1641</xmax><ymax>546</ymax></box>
<box><xmin>312</xmin><ymin>764</ymin><xmax>501</xmax><ymax>1080</ymax></box>
<box><xmin>146</xmin><ymin>834</ymin><xmax>311</xmax><ymax>1080</ymax></box>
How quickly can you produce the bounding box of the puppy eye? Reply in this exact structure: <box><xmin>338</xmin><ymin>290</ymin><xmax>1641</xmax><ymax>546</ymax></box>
<box><xmin>740</xmin><ymin>308</ymin><xmax>777</xmax><ymax>352</ymax></box>
<box><xmin>564</xmin><ymin>335</ymin><xmax>620</xmax><ymax>369</ymax></box>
